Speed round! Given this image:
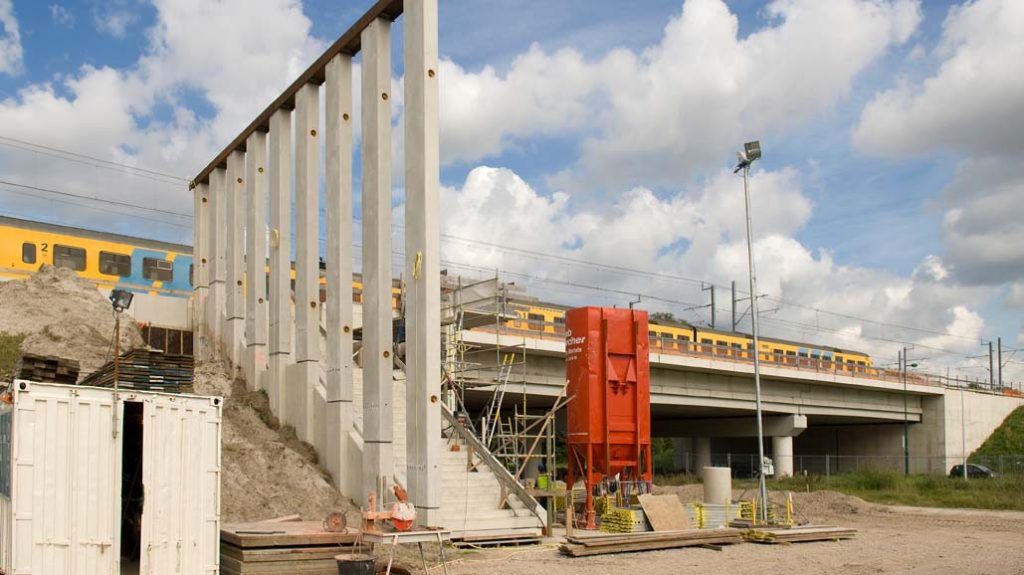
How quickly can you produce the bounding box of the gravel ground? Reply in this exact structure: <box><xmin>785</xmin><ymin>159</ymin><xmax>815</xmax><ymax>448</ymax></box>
<box><xmin>434</xmin><ymin>494</ymin><xmax>1024</xmax><ymax>575</ymax></box>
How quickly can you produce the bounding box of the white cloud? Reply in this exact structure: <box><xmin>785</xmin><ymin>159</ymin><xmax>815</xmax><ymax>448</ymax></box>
<box><xmin>854</xmin><ymin>0</ymin><xmax>1024</xmax><ymax>287</ymax></box>
<box><xmin>93</xmin><ymin>1</ymin><xmax>138</xmax><ymax>38</ymax></box>
<box><xmin>50</xmin><ymin>4</ymin><xmax>74</xmax><ymax>27</ymax></box>
<box><xmin>0</xmin><ymin>0</ymin><xmax>22</xmax><ymax>75</ymax></box>
<box><xmin>854</xmin><ymin>0</ymin><xmax>1024</xmax><ymax>157</ymax></box>
<box><xmin>0</xmin><ymin>0</ymin><xmax>325</xmax><ymax>237</ymax></box>
<box><xmin>432</xmin><ymin>0</ymin><xmax>920</xmax><ymax>190</ymax></box>
<box><xmin>441</xmin><ymin>164</ymin><xmax>987</xmax><ymax>362</ymax></box>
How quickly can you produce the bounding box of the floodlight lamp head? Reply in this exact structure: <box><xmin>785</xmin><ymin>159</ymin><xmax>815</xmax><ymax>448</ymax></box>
<box><xmin>744</xmin><ymin>140</ymin><xmax>762</xmax><ymax>162</ymax></box>
<box><xmin>109</xmin><ymin>288</ymin><xmax>134</xmax><ymax>313</ymax></box>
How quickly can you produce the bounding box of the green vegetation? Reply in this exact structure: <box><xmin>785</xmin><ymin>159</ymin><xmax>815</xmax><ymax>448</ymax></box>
<box><xmin>768</xmin><ymin>469</ymin><xmax>1024</xmax><ymax>511</ymax></box>
<box><xmin>971</xmin><ymin>406</ymin><xmax>1024</xmax><ymax>457</ymax></box>
<box><xmin>655</xmin><ymin>472</ymin><xmax>701</xmax><ymax>486</ymax></box>
<box><xmin>0</xmin><ymin>332</ymin><xmax>26</xmax><ymax>382</ymax></box>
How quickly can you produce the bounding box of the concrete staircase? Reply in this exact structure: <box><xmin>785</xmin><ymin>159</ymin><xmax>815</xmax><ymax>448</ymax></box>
<box><xmin>436</xmin><ymin>435</ymin><xmax>543</xmax><ymax>538</ymax></box>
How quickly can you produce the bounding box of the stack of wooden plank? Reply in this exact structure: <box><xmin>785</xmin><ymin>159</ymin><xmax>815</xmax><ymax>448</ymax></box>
<box><xmin>79</xmin><ymin>349</ymin><xmax>194</xmax><ymax>393</ymax></box>
<box><xmin>742</xmin><ymin>525</ymin><xmax>857</xmax><ymax>544</ymax></box>
<box><xmin>17</xmin><ymin>354</ymin><xmax>80</xmax><ymax>384</ymax></box>
<box><xmin>560</xmin><ymin>528</ymin><xmax>743</xmax><ymax>557</ymax></box>
<box><xmin>221</xmin><ymin>521</ymin><xmax>366</xmax><ymax>574</ymax></box>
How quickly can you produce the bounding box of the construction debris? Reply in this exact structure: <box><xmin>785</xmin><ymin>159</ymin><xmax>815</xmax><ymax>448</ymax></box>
<box><xmin>559</xmin><ymin>528</ymin><xmax>743</xmax><ymax>557</ymax></box>
<box><xmin>741</xmin><ymin>525</ymin><xmax>857</xmax><ymax>544</ymax></box>
<box><xmin>79</xmin><ymin>349</ymin><xmax>194</xmax><ymax>392</ymax></box>
<box><xmin>16</xmin><ymin>353</ymin><xmax>79</xmax><ymax>384</ymax></box>
<box><xmin>220</xmin><ymin>520</ymin><xmax>365</xmax><ymax>575</ymax></box>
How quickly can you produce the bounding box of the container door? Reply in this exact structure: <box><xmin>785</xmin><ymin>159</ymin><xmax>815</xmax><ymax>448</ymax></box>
<box><xmin>138</xmin><ymin>396</ymin><xmax>221</xmax><ymax>574</ymax></box>
<box><xmin>11</xmin><ymin>383</ymin><xmax>119</xmax><ymax>574</ymax></box>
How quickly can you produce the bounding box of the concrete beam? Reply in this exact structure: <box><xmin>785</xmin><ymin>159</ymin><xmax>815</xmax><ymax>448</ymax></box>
<box><xmin>361</xmin><ymin>16</ymin><xmax>394</xmax><ymax>500</ymax></box>
<box><xmin>208</xmin><ymin>168</ymin><xmax>226</xmax><ymax>354</ymax></box>
<box><xmin>289</xmin><ymin>81</ymin><xmax>321</xmax><ymax>442</ymax></box>
<box><xmin>403</xmin><ymin>0</ymin><xmax>441</xmax><ymax>524</ymax></box>
<box><xmin>324</xmin><ymin>52</ymin><xmax>355</xmax><ymax>491</ymax></box>
<box><xmin>267</xmin><ymin>108</ymin><xmax>293</xmax><ymax>416</ymax></box>
<box><xmin>223</xmin><ymin>151</ymin><xmax>246</xmax><ymax>366</ymax></box>
<box><xmin>653</xmin><ymin>415</ymin><xmax>808</xmax><ymax>438</ymax></box>
<box><xmin>244</xmin><ymin>130</ymin><xmax>269</xmax><ymax>392</ymax></box>
<box><xmin>192</xmin><ymin>182</ymin><xmax>210</xmax><ymax>360</ymax></box>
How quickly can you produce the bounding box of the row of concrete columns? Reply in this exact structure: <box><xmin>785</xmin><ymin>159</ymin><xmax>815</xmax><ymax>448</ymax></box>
<box><xmin>671</xmin><ymin>434</ymin><xmax>796</xmax><ymax>477</ymax></box>
<box><xmin>191</xmin><ymin>0</ymin><xmax>440</xmax><ymax>524</ymax></box>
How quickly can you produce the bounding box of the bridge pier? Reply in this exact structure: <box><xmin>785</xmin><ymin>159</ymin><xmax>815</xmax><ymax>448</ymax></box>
<box><xmin>694</xmin><ymin>437</ymin><xmax>712</xmax><ymax>477</ymax></box>
<box><xmin>772</xmin><ymin>435</ymin><xmax>794</xmax><ymax>477</ymax></box>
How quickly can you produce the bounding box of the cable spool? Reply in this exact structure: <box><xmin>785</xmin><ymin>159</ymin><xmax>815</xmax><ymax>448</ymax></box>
<box><xmin>322</xmin><ymin>511</ymin><xmax>348</xmax><ymax>533</ymax></box>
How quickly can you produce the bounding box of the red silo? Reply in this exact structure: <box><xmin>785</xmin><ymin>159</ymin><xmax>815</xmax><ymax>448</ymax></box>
<box><xmin>565</xmin><ymin>306</ymin><xmax>653</xmax><ymax>529</ymax></box>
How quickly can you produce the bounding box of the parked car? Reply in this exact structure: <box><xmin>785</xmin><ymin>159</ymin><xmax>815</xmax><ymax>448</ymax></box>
<box><xmin>949</xmin><ymin>463</ymin><xmax>999</xmax><ymax>478</ymax></box>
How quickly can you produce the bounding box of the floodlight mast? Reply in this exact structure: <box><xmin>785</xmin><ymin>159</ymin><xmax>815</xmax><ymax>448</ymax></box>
<box><xmin>736</xmin><ymin>140</ymin><xmax>769</xmax><ymax>524</ymax></box>
<box><xmin>108</xmin><ymin>289</ymin><xmax>134</xmax><ymax>439</ymax></box>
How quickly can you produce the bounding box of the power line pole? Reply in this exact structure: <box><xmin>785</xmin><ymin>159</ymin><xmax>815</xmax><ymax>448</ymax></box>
<box><xmin>901</xmin><ymin>348</ymin><xmax>909</xmax><ymax>476</ymax></box>
<box><xmin>998</xmin><ymin>337</ymin><xmax>1003</xmax><ymax>388</ymax></box>
<box><xmin>989</xmin><ymin>341</ymin><xmax>994</xmax><ymax>388</ymax></box>
<box><xmin>731</xmin><ymin>281</ymin><xmax>737</xmax><ymax>332</ymax></box>
<box><xmin>702</xmin><ymin>283</ymin><xmax>715</xmax><ymax>329</ymax></box>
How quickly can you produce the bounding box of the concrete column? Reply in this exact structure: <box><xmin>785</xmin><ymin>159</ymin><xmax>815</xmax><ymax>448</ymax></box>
<box><xmin>223</xmin><ymin>150</ymin><xmax>246</xmax><ymax>367</ymax></box>
<box><xmin>324</xmin><ymin>52</ymin><xmax>355</xmax><ymax>492</ymax></box>
<box><xmin>772</xmin><ymin>436</ymin><xmax>794</xmax><ymax>477</ymax></box>
<box><xmin>694</xmin><ymin>437</ymin><xmax>712</xmax><ymax>477</ymax></box>
<box><xmin>672</xmin><ymin>437</ymin><xmax>691</xmax><ymax>473</ymax></box>
<box><xmin>286</xmin><ymin>81</ymin><xmax>321</xmax><ymax>442</ymax></box>
<box><xmin>244</xmin><ymin>131</ymin><xmax>269</xmax><ymax>391</ymax></box>
<box><xmin>361</xmin><ymin>16</ymin><xmax>394</xmax><ymax>500</ymax></box>
<box><xmin>192</xmin><ymin>182</ymin><xmax>210</xmax><ymax>360</ymax></box>
<box><xmin>404</xmin><ymin>0</ymin><xmax>441</xmax><ymax>524</ymax></box>
<box><xmin>267</xmin><ymin>108</ymin><xmax>293</xmax><ymax>416</ymax></box>
<box><xmin>208</xmin><ymin>168</ymin><xmax>226</xmax><ymax>354</ymax></box>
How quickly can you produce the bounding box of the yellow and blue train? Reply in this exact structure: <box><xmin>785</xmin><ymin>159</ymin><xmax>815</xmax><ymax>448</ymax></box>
<box><xmin>2</xmin><ymin>215</ymin><xmax>874</xmax><ymax>373</ymax></box>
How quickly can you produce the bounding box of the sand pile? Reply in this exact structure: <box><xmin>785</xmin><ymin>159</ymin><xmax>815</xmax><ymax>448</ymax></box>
<box><xmin>192</xmin><ymin>359</ymin><xmax>355</xmax><ymax>524</ymax></box>
<box><xmin>0</xmin><ymin>264</ymin><xmax>144</xmax><ymax>377</ymax></box>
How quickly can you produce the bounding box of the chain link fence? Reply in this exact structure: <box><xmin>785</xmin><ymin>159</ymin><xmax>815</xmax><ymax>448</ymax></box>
<box><xmin>666</xmin><ymin>453</ymin><xmax>1024</xmax><ymax>477</ymax></box>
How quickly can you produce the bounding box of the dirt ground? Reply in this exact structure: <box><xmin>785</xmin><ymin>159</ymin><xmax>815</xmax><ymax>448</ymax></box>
<box><xmin>192</xmin><ymin>359</ymin><xmax>356</xmax><ymax>525</ymax></box>
<box><xmin>437</xmin><ymin>490</ymin><xmax>1024</xmax><ymax>575</ymax></box>
<box><xmin>0</xmin><ymin>264</ymin><xmax>143</xmax><ymax>377</ymax></box>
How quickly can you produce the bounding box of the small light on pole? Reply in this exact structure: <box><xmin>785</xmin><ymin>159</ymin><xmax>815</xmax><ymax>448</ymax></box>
<box><xmin>735</xmin><ymin>140</ymin><xmax>769</xmax><ymax>524</ymax></box>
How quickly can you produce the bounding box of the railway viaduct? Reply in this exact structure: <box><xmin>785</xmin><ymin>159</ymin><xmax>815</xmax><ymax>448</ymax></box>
<box><xmin>458</xmin><ymin>330</ymin><xmax>1024</xmax><ymax>476</ymax></box>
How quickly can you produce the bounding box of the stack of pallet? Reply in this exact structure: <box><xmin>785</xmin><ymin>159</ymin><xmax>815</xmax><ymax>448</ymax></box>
<box><xmin>16</xmin><ymin>354</ymin><xmax>80</xmax><ymax>384</ymax></box>
<box><xmin>221</xmin><ymin>521</ymin><xmax>366</xmax><ymax>574</ymax></box>
<box><xmin>743</xmin><ymin>525</ymin><xmax>857</xmax><ymax>544</ymax></box>
<box><xmin>560</xmin><ymin>528</ymin><xmax>743</xmax><ymax>557</ymax></box>
<box><xmin>79</xmin><ymin>349</ymin><xmax>194</xmax><ymax>393</ymax></box>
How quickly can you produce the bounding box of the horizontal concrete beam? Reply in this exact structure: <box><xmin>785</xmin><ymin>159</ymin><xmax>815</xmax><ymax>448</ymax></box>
<box><xmin>653</xmin><ymin>415</ymin><xmax>807</xmax><ymax>438</ymax></box>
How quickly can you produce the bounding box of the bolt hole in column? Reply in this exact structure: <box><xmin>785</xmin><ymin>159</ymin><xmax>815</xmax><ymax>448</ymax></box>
<box><xmin>428</xmin><ymin>69</ymin><xmax>435</xmax><ymax>78</ymax></box>
<box><xmin>381</xmin><ymin>92</ymin><xmax>389</xmax><ymax>101</ymax></box>
<box><xmin>343</xmin><ymin>326</ymin><xmax>351</xmax><ymax>333</ymax></box>
<box><xmin>310</xmin><ymin>301</ymin><xmax>317</xmax><ymax>308</ymax></box>
<box><xmin>383</xmin><ymin>351</ymin><xmax>390</xmax><ymax>358</ymax></box>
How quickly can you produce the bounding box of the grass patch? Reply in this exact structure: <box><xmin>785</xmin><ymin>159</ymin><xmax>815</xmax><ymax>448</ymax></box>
<box><xmin>766</xmin><ymin>469</ymin><xmax>1024</xmax><ymax>511</ymax></box>
<box><xmin>655</xmin><ymin>472</ymin><xmax>702</xmax><ymax>486</ymax></box>
<box><xmin>0</xmin><ymin>332</ymin><xmax>26</xmax><ymax>382</ymax></box>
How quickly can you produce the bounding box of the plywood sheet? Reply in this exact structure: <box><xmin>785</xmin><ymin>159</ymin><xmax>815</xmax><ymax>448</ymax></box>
<box><xmin>637</xmin><ymin>494</ymin><xmax>690</xmax><ymax>531</ymax></box>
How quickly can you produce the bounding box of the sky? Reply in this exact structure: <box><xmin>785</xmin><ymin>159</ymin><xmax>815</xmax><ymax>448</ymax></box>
<box><xmin>0</xmin><ymin>0</ymin><xmax>1022</xmax><ymax>383</ymax></box>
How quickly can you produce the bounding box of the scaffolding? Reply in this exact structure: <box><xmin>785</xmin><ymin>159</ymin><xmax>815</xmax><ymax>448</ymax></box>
<box><xmin>439</xmin><ymin>273</ymin><xmax>559</xmax><ymax>484</ymax></box>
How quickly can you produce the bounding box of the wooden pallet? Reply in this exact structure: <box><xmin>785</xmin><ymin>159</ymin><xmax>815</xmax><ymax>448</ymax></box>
<box><xmin>220</xmin><ymin>521</ymin><xmax>366</xmax><ymax>575</ymax></box>
<box><xmin>16</xmin><ymin>353</ymin><xmax>80</xmax><ymax>384</ymax></box>
<box><xmin>79</xmin><ymin>349</ymin><xmax>194</xmax><ymax>392</ymax></box>
<box><xmin>742</xmin><ymin>525</ymin><xmax>857</xmax><ymax>544</ymax></box>
<box><xmin>559</xmin><ymin>528</ymin><xmax>743</xmax><ymax>557</ymax></box>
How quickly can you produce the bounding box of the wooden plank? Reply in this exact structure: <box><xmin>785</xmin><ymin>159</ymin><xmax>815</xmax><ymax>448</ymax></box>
<box><xmin>221</xmin><ymin>554</ymin><xmax>342</xmax><ymax>574</ymax></box>
<box><xmin>221</xmin><ymin>544</ymin><xmax>367</xmax><ymax>563</ymax></box>
<box><xmin>637</xmin><ymin>494</ymin><xmax>691</xmax><ymax>531</ymax></box>
<box><xmin>221</xmin><ymin>522</ymin><xmax>357</xmax><ymax>548</ymax></box>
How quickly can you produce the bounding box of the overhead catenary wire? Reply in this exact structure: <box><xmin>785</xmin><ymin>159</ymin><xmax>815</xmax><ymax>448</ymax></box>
<box><xmin>0</xmin><ymin>134</ymin><xmax>187</xmax><ymax>185</ymax></box>
<box><xmin>0</xmin><ymin>179</ymin><xmax>192</xmax><ymax>219</ymax></box>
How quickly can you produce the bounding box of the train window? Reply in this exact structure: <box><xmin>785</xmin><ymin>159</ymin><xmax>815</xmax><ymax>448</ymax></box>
<box><xmin>857</xmin><ymin>361</ymin><xmax>866</xmax><ymax>367</ymax></box>
<box><xmin>527</xmin><ymin>313</ymin><xmax>545</xmax><ymax>330</ymax></box>
<box><xmin>21</xmin><ymin>243</ymin><xmax>35</xmax><ymax>264</ymax></box>
<box><xmin>716</xmin><ymin>340</ymin><xmax>728</xmax><ymax>353</ymax></box>
<box><xmin>798</xmin><ymin>351</ymin><xmax>809</xmax><ymax>358</ymax></box>
<box><xmin>676</xmin><ymin>334</ymin><xmax>690</xmax><ymax>342</ymax></box>
<box><xmin>99</xmin><ymin>252</ymin><xmax>131</xmax><ymax>276</ymax></box>
<box><xmin>53</xmin><ymin>245</ymin><xmax>86</xmax><ymax>271</ymax></box>
<box><xmin>143</xmin><ymin>257</ymin><xmax>174</xmax><ymax>282</ymax></box>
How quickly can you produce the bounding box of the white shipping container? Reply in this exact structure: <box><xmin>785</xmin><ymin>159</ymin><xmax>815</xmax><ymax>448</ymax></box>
<box><xmin>0</xmin><ymin>380</ymin><xmax>221</xmax><ymax>574</ymax></box>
